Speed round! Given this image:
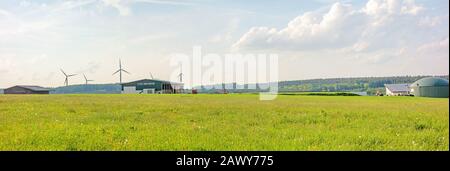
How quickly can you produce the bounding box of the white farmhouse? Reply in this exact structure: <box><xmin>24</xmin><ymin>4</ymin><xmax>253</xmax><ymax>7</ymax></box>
<box><xmin>385</xmin><ymin>84</ymin><xmax>410</xmax><ymax>96</ymax></box>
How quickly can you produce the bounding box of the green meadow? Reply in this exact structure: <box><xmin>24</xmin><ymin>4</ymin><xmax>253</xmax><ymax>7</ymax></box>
<box><xmin>0</xmin><ymin>94</ymin><xmax>448</xmax><ymax>151</ymax></box>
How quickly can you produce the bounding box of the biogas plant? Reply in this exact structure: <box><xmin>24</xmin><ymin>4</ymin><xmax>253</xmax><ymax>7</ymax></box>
<box><xmin>410</xmin><ymin>77</ymin><xmax>449</xmax><ymax>98</ymax></box>
<box><xmin>385</xmin><ymin>77</ymin><xmax>449</xmax><ymax>98</ymax></box>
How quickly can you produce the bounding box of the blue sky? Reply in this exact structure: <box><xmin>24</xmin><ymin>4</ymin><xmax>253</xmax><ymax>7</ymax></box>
<box><xmin>0</xmin><ymin>0</ymin><xmax>448</xmax><ymax>88</ymax></box>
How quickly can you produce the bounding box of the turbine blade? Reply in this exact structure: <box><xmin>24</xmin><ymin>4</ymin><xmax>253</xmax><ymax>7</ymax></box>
<box><xmin>60</xmin><ymin>69</ymin><xmax>67</xmax><ymax>76</ymax></box>
<box><xmin>68</xmin><ymin>74</ymin><xmax>77</xmax><ymax>77</ymax></box>
<box><xmin>83</xmin><ymin>74</ymin><xmax>87</xmax><ymax>80</ymax></box>
<box><xmin>112</xmin><ymin>70</ymin><xmax>120</xmax><ymax>75</ymax></box>
<box><xmin>122</xmin><ymin>69</ymin><xmax>130</xmax><ymax>74</ymax></box>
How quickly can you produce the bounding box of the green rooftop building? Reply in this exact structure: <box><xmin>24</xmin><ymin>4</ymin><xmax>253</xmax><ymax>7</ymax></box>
<box><xmin>410</xmin><ymin>77</ymin><xmax>449</xmax><ymax>98</ymax></box>
<box><xmin>121</xmin><ymin>79</ymin><xmax>184</xmax><ymax>94</ymax></box>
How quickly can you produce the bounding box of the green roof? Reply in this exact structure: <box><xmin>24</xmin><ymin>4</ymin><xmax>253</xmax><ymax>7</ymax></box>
<box><xmin>410</xmin><ymin>77</ymin><xmax>449</xmax><ymax>87</ymax></box>
<box><xmin>121</xmin><ymin>79</ymin><xmax>183</xmax><ymax>86</ymax></box>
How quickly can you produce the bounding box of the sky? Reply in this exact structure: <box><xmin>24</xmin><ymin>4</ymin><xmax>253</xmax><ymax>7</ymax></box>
<box><xmin>0</xmin><ymin>0</ymin><xmax>448</xmax><ymax>88</ymax></box>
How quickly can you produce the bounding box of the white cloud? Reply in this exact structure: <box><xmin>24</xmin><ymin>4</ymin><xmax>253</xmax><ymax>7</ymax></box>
<box><xmin>209</xmin><ymin>18</ymin><xmax>240</xmax><ymax>43</ymax></box>
<box><xmin>232</xmin><ymin>0</ymin><xmax>448</xmax><ymax>77</ymax></box>
<box><xmin>418</xmin><ymin>15</ymin><xmax>449</xmax><ymax>27</ymax></box>
<box><xmin>0</xmin><ymin>0</ymin><xmax>447</xmax><ymax>87</ymax></box>
<box><xmin>233</xmin><ymin>0</ymin><xmax>443</xmax><ymax>52</ymax></box>
<box><xmin>0</xmin><ymin>55</ymin><xmax>15</xmax><ymax>74</ymax></box>
<box><xmin>28</xmin><ymin>54</ymin><xmax>49</xmax><ymax>65</ymax></box>
<box><xmin>135</xmin><ymin>0</ymin><xmax>195</xmax><ymax>6</ymax></box>
<box><xmin>100</xmin><ymin>0</ymin><xmax>196</xmax><ymax>16</ymax></box>
<box><xmin>418</xmin><ymin>37</ymin><xmax>449</xmax><ymax>53</ymax></box>
<box><xmin>233</xmin><ymin>2</ymin><xmax>366</xmax><ymax>50</ymax></box>
<box><xmin>0</xmin><ymin>9</ymin><xmax>55</xmax><ymax>43</ymax></box>
<box><xmin>51</xmin><ymin>0</ymin><xmax>97</xmax><ymax>13</ymax></box>
<box><xmin>0</xmin><ymin>54</ymin><xmax>21</xmax><ymax>86</ymax></box>
<box><xmin>76</xmin><ymin>61</ymin><xmax>102</xmax><ymax>74</ymax></box>
<box><xmin>0</xmin><ymin>9</ymin><xmax>11</xmax><ymax>16</ymax></box>
<box><xmin>101</xmin><ymin>0</ymin><xmax>131</xmax><ymax>16</ymax></box>
<box><xmin>363</xmin><ymin>0</ymin><xmax>423</xmax><ymax>16</ymax></box>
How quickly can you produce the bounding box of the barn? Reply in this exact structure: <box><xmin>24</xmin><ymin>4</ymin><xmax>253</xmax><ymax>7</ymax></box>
<box><xmin>410</xmin><ymin>77</ymin><xmax>449</xmax><ymax>98</ymax></box>
<box><xmin>4</xmin><ymin>85</ymin><xmax>50</xmax><ymax>94</ymax></box>
<box><xmin>385</xmin><ymin>84</ymin><xmax>410</xmax><ymax>96</ymax></box>
<box><xmin>121</xmin><ymin>79</ymin><xmax>184</xmax><ymax>94</ymax></box>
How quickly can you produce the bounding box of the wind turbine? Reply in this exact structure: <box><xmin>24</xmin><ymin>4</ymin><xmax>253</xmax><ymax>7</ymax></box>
<box><xmin>60</xmin><ymin>69</ymin><xmax>77</xmax><ymax>86</ymax></box>
<box><xmin>149</xmin><ymin>72</ymin><xmax>154</xmax><ymax>79</ymax></box>
<box><xmin>178</xmin><ymin>65</ymin><xmax>183</xmax><ymax>83</ymax></box>
<box><xmin>112</xmin><ymin>59</ymin><xmax>130</xmax><ymax>84</ymax></box>
<box><xmin>83</xmin><ymin>74</ymin><xmax>94</xmax><ymax>85</ymax></box>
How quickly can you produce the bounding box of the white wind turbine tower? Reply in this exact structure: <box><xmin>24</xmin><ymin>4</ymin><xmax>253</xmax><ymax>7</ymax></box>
<box><xmin>178</xmin><ymin>65</ymin><xmax>183</xmax><ymax>83</ymax></box>
<box><xmin>112</xmin><ymin>59</ymin><xmax>130</xmax><ymax>84</ymax></box>
<box><xmin>60</xmin><ymin>69</ymin><xmax>77</xmax><ymax>86</ymax></box>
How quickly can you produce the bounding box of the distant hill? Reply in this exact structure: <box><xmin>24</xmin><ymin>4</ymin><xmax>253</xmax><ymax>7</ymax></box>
<box><xmin>8</xmin><ymin>75</ymin><xmax>446</xmax><ymax>95</ymax></box>
<box><xmin>51</xmin><ymin>84</ymin><xmax>121</xmax><ymax>94</ymax></box>
<box><xmin>196</xmin><ymin>75</ymin><xmax>449</xmax><ymax>95</ymax></box>
<box><xmin>278</xmin><ymin>75</ymin><xmax>449</xmax><ymax>94</ymax></box>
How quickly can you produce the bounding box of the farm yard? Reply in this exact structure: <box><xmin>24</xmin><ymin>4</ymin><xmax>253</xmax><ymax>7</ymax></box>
<box><xmin>0</xmin><ymin>94</ymin><xmax>448</xmax><ymax>151</ymax></box>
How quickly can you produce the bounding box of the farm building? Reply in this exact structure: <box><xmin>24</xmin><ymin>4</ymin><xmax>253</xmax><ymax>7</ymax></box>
<box><xmin>121</xmin><ymin>79</ymin><xmax>184</xmax><ymax>94</ymax></box>
<box><xmin>0</xmin><ymin>89</ymin><xmax>3</xmax><ymax>94</ymax></box>
<box><xmin>410</xmin><ymin>77</ymin><xmax>449</xmax><ymax>98</ymax></box>
<box><xmin>385</xmin><ymin>84</ymin><xmax>410</xmax><ymax>96</ymax></box>
<box><xmin>4</xmin><ymin>85</ymin><xmax>50</xmax><ymax>94</ymax></box>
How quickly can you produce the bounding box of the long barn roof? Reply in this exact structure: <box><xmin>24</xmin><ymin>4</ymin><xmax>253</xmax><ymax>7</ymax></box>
<box><xmin>385</xmin><ymin>84</ymin><xmax>410</xmax><ymax>92</ymax></box>
<box><xmin>13</xmin><ymin>85</ymin><xmax>50</xmax><ymax>92</ymax></box>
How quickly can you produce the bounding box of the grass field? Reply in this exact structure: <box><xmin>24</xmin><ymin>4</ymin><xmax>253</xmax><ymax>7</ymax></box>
<box><xmin>0</xmin><ymin>94</ymin><xmax>448</xmax><ymax>151</ymax></box>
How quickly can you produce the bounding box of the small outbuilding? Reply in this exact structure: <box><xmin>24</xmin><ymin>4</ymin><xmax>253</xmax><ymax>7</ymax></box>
<box><xmin>385</xmin><ymin>84</ymin><xmax>411</xmax><ymax>96</ymax></box>
<box><xmin>4</xmin><ymin>85</ymin><xmax>50</xmax><ymax>94</ymax></box>
<box><xmin>410</xmin><ymin>77</ymin><xmax>449</xmax><ymax>98</ymax></box>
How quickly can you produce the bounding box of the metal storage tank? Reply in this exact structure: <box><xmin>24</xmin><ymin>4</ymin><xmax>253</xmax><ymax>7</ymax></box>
<box><xmin>410</xmin><ymin>77</ymin><xmax>449</xmax><ymax>98</ymax></box>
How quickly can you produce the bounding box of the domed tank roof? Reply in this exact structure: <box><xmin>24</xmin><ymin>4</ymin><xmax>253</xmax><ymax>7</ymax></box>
<box><xmin>411</xmin><ymin>77</ymin><xmax>449</xmax><ymax>87</ymax></box>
